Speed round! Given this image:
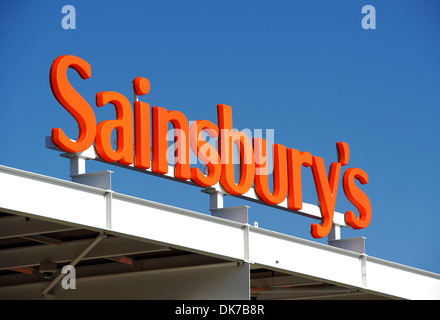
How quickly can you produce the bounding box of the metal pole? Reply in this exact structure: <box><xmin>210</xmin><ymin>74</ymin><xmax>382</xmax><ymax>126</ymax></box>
<box><xmin>41</xmin><ymin>232</ymin><xmax>107</xmax><ymax>296</ymax></box>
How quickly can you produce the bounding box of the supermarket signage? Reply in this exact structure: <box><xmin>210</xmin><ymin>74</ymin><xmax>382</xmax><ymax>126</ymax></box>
<box><xmin>49</xmin><ymin>55</ymin><xmax>372</xmax><ymax>238</ymax></box>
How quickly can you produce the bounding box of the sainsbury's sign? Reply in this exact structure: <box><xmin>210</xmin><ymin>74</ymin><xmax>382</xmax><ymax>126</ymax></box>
<box><xmin>49</xmin><ymin>55</ymin><xmax>372</xmax><ymax>239</ymax></box>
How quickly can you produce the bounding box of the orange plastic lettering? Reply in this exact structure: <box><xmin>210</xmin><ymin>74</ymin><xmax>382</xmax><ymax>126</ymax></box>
<box><xmin>95</xmin><ymin>91</ymin><xmax>134</xmax><ymax>165</ymax></box>
<box><xmin>310</xmin><ymin>157</ymin><xmax>341</xmax><ymax>238</ymax></box>
<box><xmin>254</xmin><ymin>138</ymin><xmax>288</xmax><ymax>205</ymax></box>
<box><xmin>190</xmin><ymin>120</ymin><xmax>221</xmax><ymax>187</ymax></box>
<box><xmin>50</xmin><ymin>55</ymin><xmax>96</xmax><ymax>153</ymax></box>
<box><xmin>217</xmin><ymin>104</ymin><xmax>255</xmax><ymax>195</ymax></box>
<box><xmin>152</xmin><ymin>106</ymin><xmax>190</xmax><ymax>180</ymax></box>
<box><xmin>287</xmin><ymin>149</ymin><xmax>312</xmax><ymax>210</ymax></box>
<box><xmin>133</xmin><ymin>77</ymin><xmax>151</xmax><ymax>170</ymax></box>
<box><xmin>337</xmin><ymin>141</ymin><xmax>350</xmax><ymax>166</ymax></box>
<box><xmin>343</xmin><ymin>168</ymin><xmax>372</xmax><ymax>229</ymax></box>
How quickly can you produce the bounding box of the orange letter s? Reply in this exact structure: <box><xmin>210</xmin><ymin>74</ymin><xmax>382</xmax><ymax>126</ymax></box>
<box><xmin>50</xmin><ymin>55</ymin><xmax>96</xmax><ymax>153</ymax></box>
<box><xmin>190</xmin><ymin>120</ymin><xmax>221</xmax><ymax>187</ymax></box>
<box><xmin>343</xmin><ymin>168</ymin><xmax>372</xmax><ymax>229</ymax></box>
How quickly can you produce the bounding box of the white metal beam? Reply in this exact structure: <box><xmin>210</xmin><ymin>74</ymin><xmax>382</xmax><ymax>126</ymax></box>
<box><xmin>0</xmin><ymin>164</ymin><xmax>439</xmax><ymax>300</ymax></box>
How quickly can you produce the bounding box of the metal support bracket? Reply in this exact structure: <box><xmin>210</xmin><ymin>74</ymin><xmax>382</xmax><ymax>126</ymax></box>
<box><xmin>211</xmin><ymin>206</ymin><xmax>249</xmax><ymax>224</ymax></box>
<box><xmin>202</xmin><ymin>187</ymin><xmax>225</xmax><ymax>210</ymax></box>
<box><xmin>328</xmin><ymin>237</ymin><xmax>366</xmax><ymax>254</ymax></box>
<box><xmin>71</xmin><ymin>171</ymin><xmax>113</xmax><ymax>190</ymax></box>
<box><xmin>328</xmin><ymin>225</ymin><xmax>341</xmax><ymax>241</ymax></box>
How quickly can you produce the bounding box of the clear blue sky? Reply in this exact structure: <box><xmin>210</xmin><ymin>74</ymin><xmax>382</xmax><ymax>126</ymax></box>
<box><xmin>1</xmin><ymin>1</ymin><xmax>439</xmax><ymax>274</ymax></box>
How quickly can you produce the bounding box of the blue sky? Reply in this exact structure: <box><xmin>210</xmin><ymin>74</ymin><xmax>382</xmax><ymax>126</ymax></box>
<box><xmin>1</xmin><ymin>1</ymin><xmax>439</xmax><ymax>274</ymax></box>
